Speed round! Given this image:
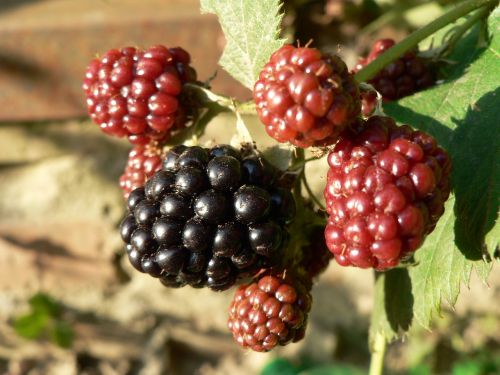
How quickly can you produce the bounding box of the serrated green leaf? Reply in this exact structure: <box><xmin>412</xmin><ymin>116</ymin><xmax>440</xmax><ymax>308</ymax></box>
<box><xmin>200</xmin><ymin>0</ymin><xmax>286</xmax><ymax>89</ymax></box>
<box><xmin>370</xmin><ymin>269</ymin><xmax>413</xmax><ymax>344</ymax></box>
<box><xmin>14</xmin><ymin>312</ymin><xmax>50</xmax><ymax>339</ymax></box>
<box><xmin>381</xmin><ymin>11</ymin><xmax>499</xmax><ymax>328</ymax></box>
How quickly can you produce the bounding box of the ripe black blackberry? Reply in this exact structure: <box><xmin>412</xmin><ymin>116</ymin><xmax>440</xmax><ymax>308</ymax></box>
<box><xmin>227</xmin><ymin>272</ymin><xmax>312</xmax><ymax>352</ymax></box>
<box><xmin>83</xmin><ymin>45</ymin><xmax>197</xmax><ymax>145</ymax></box>
<box><xmin>120</xmin><ymin>144</ymin><xmax>296</xmax><ymax>291</ymax></box>
<box><xmin>254</xmin><ymin>45</ymin><xmax>360</xmax><ymax>148</ymax></box>
<box><xmin>323</xmin><ymin>116</ymin><xmax>451</xmax><ymax>269</ymax></box>
<box><xmin>353</xmin><ymin>39</ymin><xmax>435</xmax><ymax>101</ymax></box>
<box><xmin>119</xmin><ymin>142</ymin><xmax>164</xmax><ymax>198</ymax></box>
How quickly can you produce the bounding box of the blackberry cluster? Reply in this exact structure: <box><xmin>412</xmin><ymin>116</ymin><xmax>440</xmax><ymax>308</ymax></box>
<box><xmin>119</xmin><ymin>143</ymin><xmax>164</xmax><ymax>198</ymax></box>
<box><xmin>324</xmin><ymin>116</ymin><xmax>451</xmax><ymax>269</ymax></box>
<box><xmin>120</xmin><ymin>145</ymin><xmax>296</xmax><ymax>291</ymax></box>
<box><xmin>254</xmin><ymin>45</ymin><xmax>360</xmax><ymax>148</ymax></box>
<box><xmin>83</xmin><ymin>45</ymin><xmax>197</xmax><ymax>145</ymax></box>
<box><xmin>353</xmin><ymin>39</ymin><xmax>435</xmax><ymax>100</ymax></box>
<box><xmin>227</xmin><ymin>273</ymin><xmax>312</xmax><ymax>352</ymax></box>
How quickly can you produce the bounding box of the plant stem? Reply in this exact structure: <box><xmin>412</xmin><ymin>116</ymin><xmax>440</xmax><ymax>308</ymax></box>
<box><xmin>302</xmin><ymin>169</ymin><xmax>325</xmax><ymax>210</ymax></box>
<box><xmin>355</xmin><ymin>0</ymin><xmax>498</xmax><ymax>82</ymax></box>
<box><xmin>292</xmin><ymin>148</ymin><xmax>306</xmax><ymax>204</ymax></box>
<box><xmin>369</xmin><ymin>331</ymin><xmax>387</xmax><ymax>375</ymax></box>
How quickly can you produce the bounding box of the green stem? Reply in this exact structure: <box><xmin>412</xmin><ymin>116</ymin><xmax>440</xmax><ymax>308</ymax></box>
<box><xmin>292</xmin><ymin>148</ymin><xmax>306</xmax><ymax>205</ymax></box>
<box><xmin>237</xmin><ymin>101</ymin><xmax>257</xmax><ymax>115</ymax></box>
<box><xmin>302</xmin><ymin>169</ymin><xmax>325</xmax><ymax>210</ymax></box>
<box><xmin>369</xmin><ymin>331</ymin><xmax>387</xmax><ymax>375</ymax></box>
<box><xmin>355</xmin><ymin>0</ymin><xmax>498</xmax><ymax>82</ymax></box>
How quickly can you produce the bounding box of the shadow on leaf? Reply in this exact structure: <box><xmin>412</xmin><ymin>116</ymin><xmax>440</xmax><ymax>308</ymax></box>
<box><xmin>451</xmin><ymin>88</ymin><xmax>500</xmax><ymax>259</ymax></box>
<box><xmin>383</xmin><ymin>269</ymin><xmax>413</xmax><ymax>332</ymax></box>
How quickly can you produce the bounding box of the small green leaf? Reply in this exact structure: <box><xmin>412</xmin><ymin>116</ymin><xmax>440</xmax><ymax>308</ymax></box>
<box><xmin>382</xmin><ymin>11</ymin><xmax>499</xmax><ymax>328</ymax></box>
<box><xmin>49</xmin><ymin>321</ymin><xmax>74</xmax><ymax>348</ymax></box>
<box><xmin>29</xmin><ymin>292</ymin><xmax>61</xmax><ymax>317</ymax></box>
<box><xmin>14</xmin><ymin>312</ymin><xmax>50</xmax><ymax>339</ymax></box>
<box><xmin>200</xmin><ymin>0</ymin><xmax>286</xmax><ymax>89</ymax></box>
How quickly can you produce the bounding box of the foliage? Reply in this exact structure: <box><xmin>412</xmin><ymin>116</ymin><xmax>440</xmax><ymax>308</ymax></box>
<box><xmin>13</xmin><ymin>292</ymin><xmax>74</xmax><ymax>348</ymax></box>
<box><xmin>201</xmin><ymin>1</ymin><xmax>498</xmax><ymax>350</ymax></box>
<box><xmin>200</xmin><ymin>0</ymin><xmax>286</xmax><ymax>90</ymax></box>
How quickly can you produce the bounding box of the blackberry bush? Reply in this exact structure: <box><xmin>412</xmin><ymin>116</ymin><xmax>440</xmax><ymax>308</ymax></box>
<box><xmin>119</xmin><ymin>145</ymin><xmax>296</xmax><ymax>291</ymax></box>
<box><xmin>324</xmin><ymin>116</ymin><xmax>451</xmax><ymax>269</ymax></box>
<box><xmin>83</xmin><ymin>45</ymin><xmax>197</xmax><ymax>145</ymax></box>
<box><xmin>353</xmin><ymin>39</ymin><xmax>435</xmax><ymax>101</ymax></box>
<box><xmin>227</xmin><ymin>272</ymin><xmax>312</xmax><ymax>352</ymax></box>
<box><xmin>254</xmin><ymin>45</ymin><xmax>360</xmax><ymax>148</ymax></box>
<box><xmin>80</xmin><ymin>0</ymin><xmax>498</xmax><ymax>366</ymax></box>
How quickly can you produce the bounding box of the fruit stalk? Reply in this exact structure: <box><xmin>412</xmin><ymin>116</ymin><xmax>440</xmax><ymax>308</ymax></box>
<box><xmin>355</xmin><ymin>0</ymin><xmax>498</xmax><ymax>83</ymax></box>
<box><xmin>369</xmin><ymin>331</ymin><xmax>387</xmax><ymax>375</ymax></box>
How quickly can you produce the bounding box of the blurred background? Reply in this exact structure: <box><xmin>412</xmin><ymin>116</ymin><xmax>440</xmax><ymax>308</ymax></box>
<box><xmin>0</xmin><ymin>0</ymin><xmax>498</xmax><ymax>374</ymax></box>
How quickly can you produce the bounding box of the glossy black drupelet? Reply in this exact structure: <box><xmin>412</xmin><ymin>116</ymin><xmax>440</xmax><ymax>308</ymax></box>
<box><xmin>120</xmin><ymin>144</ymin><xmax>296</xmax><ymax>291</ymax></box>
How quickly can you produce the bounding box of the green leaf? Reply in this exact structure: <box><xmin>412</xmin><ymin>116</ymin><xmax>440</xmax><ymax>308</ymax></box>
<box><xmin>13</xmin><ymin>312</ymin><xmax>50</xmax><ymax>339</ymax></box>
<box><xmin>409</xmin><ymin>364</ymin><xmax>431</xmax><ymax>375</ymax></box>
<box><xmin>382</xmin><ymin>11</ymin><xmax>499</xmax><ymax>328</ymax></box>
<box><xmin>29</xmin><ymin>292</ymin><xmax>62</xmax><ymax>317</ymax></box>
<box><xmin>369</xmin><ymin>269</ymin><xmax>413</xmax><ymax>344</ymax></box>
<box><xmin>261</xmin><ymin>358</ymin><xmax>299</xmax><ymax>375</ymax></box>
<box><xmin>49</xmin><ymin>321</ymin><xmax>74</xmax><ymax>348</ymax></box>
<box><xmin>452</xmin><ymin>361</ymin><xmax>483</xmax><ymax>375</ymax></box>
<box><xmin>299</xmin><ymin>365</ymin><xmax>366</xmax><ymax>375</ymax></box>
<box><xmin>200</xmin><ymin>0</ymin><xmax>286</xmax><ymax>89</ymax></box>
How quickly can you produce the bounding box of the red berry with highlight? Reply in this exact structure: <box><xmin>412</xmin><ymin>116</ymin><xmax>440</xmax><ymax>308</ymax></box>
<box><xmin>83</xmin><ymin>45</ymin><xmax>197</xmax><ymax>144</ymax></box>
<box><xmin>227</xmin><ymin>273</ymin><xmax>312</xmax><ymax>352</ymax></box>
<box><xmin>323</xmin><ymin>116</ymin><xmax>451</xmax><ymax>270</ymax></box>
<box><xmin>254</xmin><ymin>45</ymin><xmax>360</xmax><ymax>148</ymax></box>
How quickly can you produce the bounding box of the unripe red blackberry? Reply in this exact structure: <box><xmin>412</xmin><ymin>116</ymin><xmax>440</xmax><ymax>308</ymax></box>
<box><xmin>119</xmin><ymin>143</ymin><xmax>164</xmax><ymax>198</ymax></box>
<box><xmin>83</xmin><ymin>45</ymin><xmax>197</xmax><ymax>144</ymax></box>
<box><xmin>323</xmin><ymin>116</ymin><xmax>451</xmax><ymax>270</ymax></box>
<box><xmin>120</xmin><ymin>145</ymin><xmax>296</xmax><ymax>290</ymax></box>
<box><xmin>254</xmin><ymin>45</ymin><xmax>360</xmax><ymax>148</ymax></box>
<box><xmin>353</xmin><ymin>39</ymin><xmax>435</xmax><ymax>101</ymax></box>
<box><xmin>227</xmin><ymin>273</ymin><xmax>312</xmax><ymax>352</ymax></box>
